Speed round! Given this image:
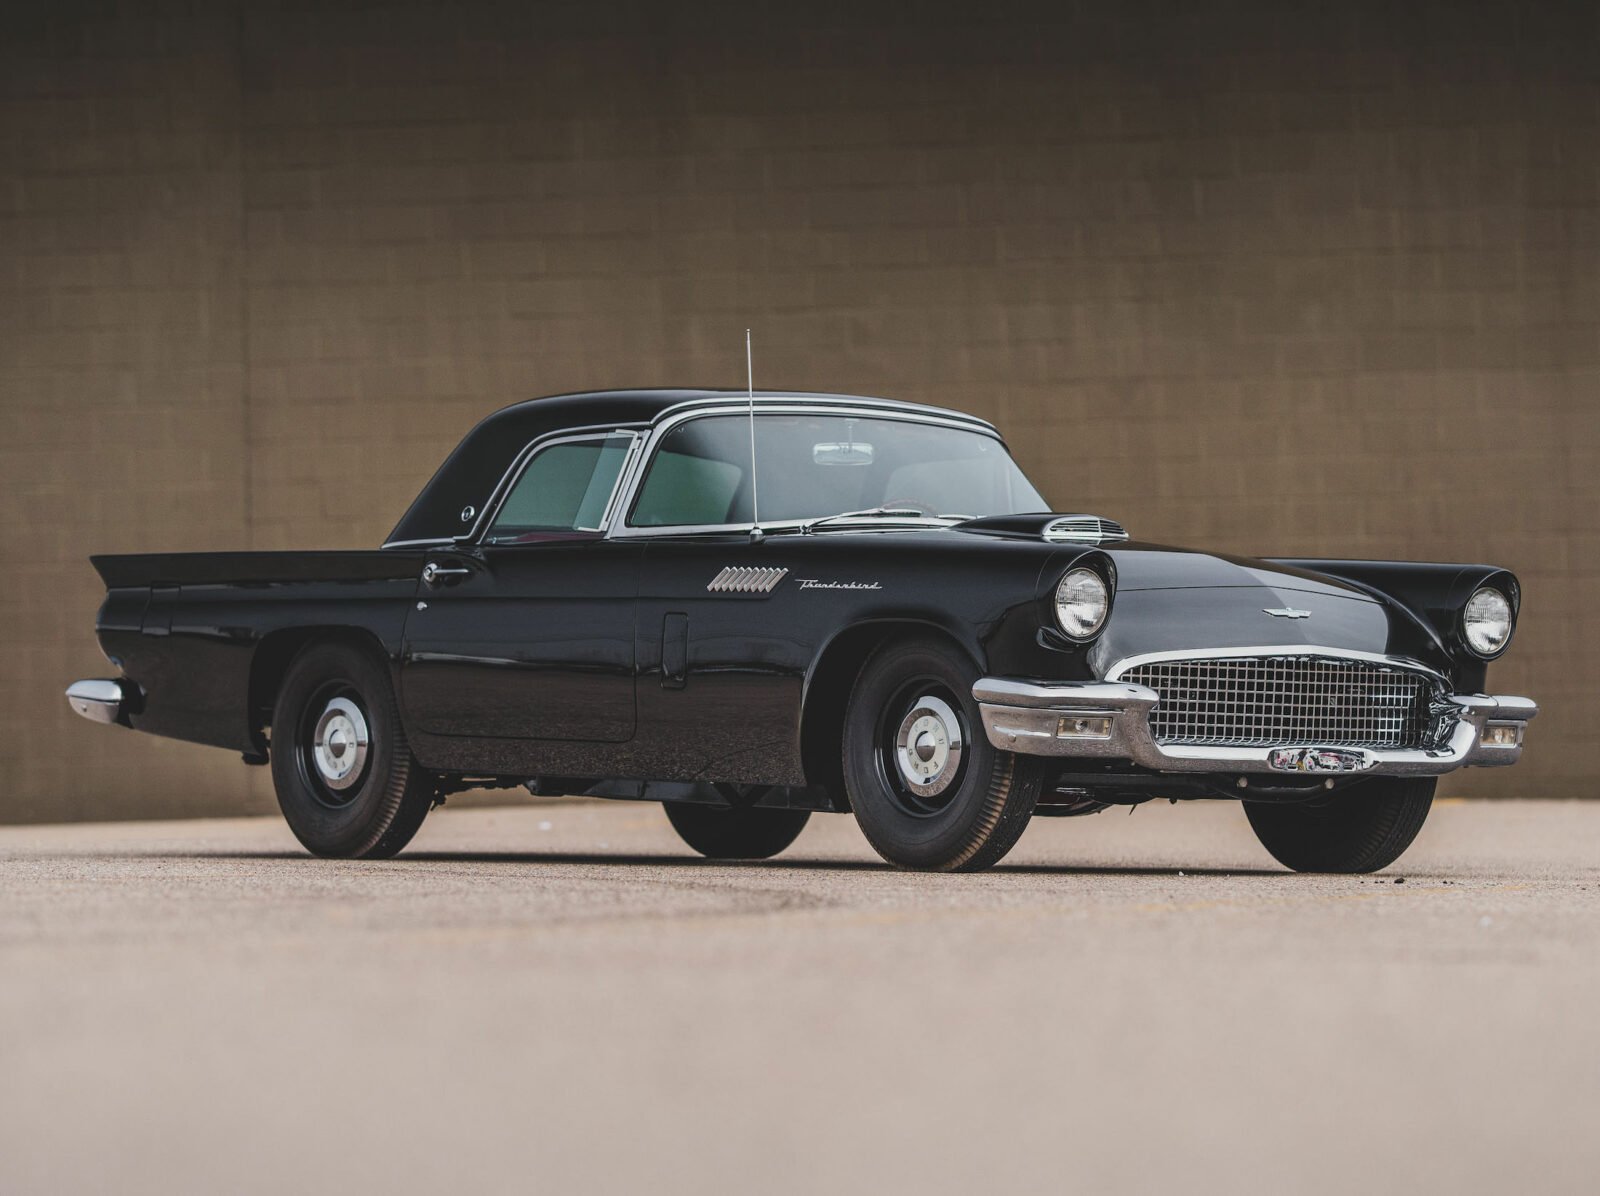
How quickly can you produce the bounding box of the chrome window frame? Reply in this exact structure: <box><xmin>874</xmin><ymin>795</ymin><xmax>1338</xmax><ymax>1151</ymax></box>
<box><xmin>608</xmin><ymin>401</ymin><xmax>1017</xmax><ymax>539</ymax></box>
<box><xmin>466</xmin><ymin>427</ymin><xmax>645</xmax><ymax>546</ymax></box>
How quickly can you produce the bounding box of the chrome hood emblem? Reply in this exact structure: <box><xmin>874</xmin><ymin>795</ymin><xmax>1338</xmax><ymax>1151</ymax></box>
<box><xmin>1263</xmin><ymin>606</ymin><xmax>1312</xmax><ymax>619</ymax></box>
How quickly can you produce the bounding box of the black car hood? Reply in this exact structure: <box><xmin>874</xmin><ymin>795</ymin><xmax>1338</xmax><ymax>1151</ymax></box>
<box><xmin>952</xmin><ymin>515</ymin><xmax>1372</xmax><ymax>600</ymax></box>
<box><xmin>1103</xmin><ymin>543</ymin><xmax>1372</xmax><ymax>599</ymax></box>
<box><xmin>1084</xmin><ymin>546</ymin><xmax>1395</xmax><ymax>676</ymax></box>
<box><xmin>950</xmin><ymin>517</ymin><xmax>1396</xmax><ymax>672</ymax></box>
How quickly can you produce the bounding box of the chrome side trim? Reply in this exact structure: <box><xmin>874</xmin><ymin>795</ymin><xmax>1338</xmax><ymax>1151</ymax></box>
<box><xmin>380</xmin><ymin>537</ymin><xmax>455</xmax><ymax>550</ymax></box>
<box><xmin>66</xmin><ymin>679</ymin><xmax>128</xmax><ymax>726</ymax></box>
<box><xmin>973</xmin><ymin>675</ymin><xmax>1538</xmax><ymax>777</ymax></box>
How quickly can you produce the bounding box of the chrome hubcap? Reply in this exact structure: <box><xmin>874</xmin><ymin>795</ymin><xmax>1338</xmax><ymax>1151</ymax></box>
<box><xmin>894</xmin><ymin>695</ymin><xmax>963</xmax><ymax>798</ymax></box>
<box><xmin>311</xmin><ymin>697</ymin><xmax>369</xmax><ymax>791</ymax></box>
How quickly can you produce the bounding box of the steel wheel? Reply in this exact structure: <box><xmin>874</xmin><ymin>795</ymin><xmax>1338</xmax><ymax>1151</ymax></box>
<box><xmin>875</xmin><ymin>683</ymin><xmax>969</xmax><ymax>817</ymax></box>
<box><xmin>843</xmin><ymin>637</ymin><xmax>1041</xmax><ymax>871</ymax></box>
<box><xmin>270</xmin><ymin>641</ymin><xmax>434</xmax><ymax>859</ymax></box>
<box><xmin>298</xmin><ymin>685</ymin><xmax>372</xmax><ymax>807</ymax></box>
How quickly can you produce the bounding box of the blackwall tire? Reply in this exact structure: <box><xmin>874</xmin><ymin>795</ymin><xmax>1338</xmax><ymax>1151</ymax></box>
<box><xmin>1244</xmin><ymin>777</ymin><xmax>1436</xmax><ymax>874</ymax></box>
<box><xmin>269</xmin><ymin>641</ymin><xmax>434</xmax><ymax>859</ymax></box>
<box><xmin>842</xmin><ymin>637</ymin><xmax>1041</xmax><ymax>872</ymax></box>
<box><xmin>663</xmin><ymin>801</ymin><xmax>811</xmax><ymax>860</ymax></box>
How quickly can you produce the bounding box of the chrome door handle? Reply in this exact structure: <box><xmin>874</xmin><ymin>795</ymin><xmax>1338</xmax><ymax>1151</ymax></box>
<box><xmin>422</xmin><ymin>562</ymin><xmax>472</xmax><ymax>586</ymax></box>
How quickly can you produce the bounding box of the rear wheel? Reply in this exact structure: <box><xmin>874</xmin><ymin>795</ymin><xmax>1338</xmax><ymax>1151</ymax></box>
<box><xmin>1245</xmin><ymin>777</ymin><xmax>1435</xmax><ymax>873</ymax></box>
<box><xmin>664</xmin><ymin>799</ymin><xmax>810</xmax><ymax>860</ymax></box>
<box><xmin>843</xmin><ymin>637</ymin><xmax>1042</xmax><ymax>871</ymax></box>
<box><xmin>269</xmin><ymin>641</ymin><xmax>434</xmax><ymax>859</ymax></box>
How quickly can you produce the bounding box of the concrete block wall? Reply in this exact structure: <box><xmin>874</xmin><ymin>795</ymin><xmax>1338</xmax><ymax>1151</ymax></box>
<box><xmin>2</xmin><ymin>1</ymin><xmax>1594</xmax><ymax>821</ymax></box>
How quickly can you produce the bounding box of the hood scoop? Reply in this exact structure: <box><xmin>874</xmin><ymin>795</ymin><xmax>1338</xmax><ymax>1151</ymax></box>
<box><xmin>1043</xmin><ymin>515</ymin><xmax>1129</xmax><ymax>544</ymax></box>
<box><xmin>953</xmin><ymin>512</ymin><xmax>1130</xmax><ymax>543</ymax></box>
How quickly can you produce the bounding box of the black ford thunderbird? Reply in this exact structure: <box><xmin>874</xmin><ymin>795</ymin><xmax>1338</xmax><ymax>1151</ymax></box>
<box><xmin>68</xmin><ymin>389</ymin><xmax>1536</xmax><ymax>872</ymax></box>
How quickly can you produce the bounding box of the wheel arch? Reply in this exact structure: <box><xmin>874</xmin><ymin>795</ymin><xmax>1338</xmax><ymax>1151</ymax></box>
<box><xmin>248</xmin><ymin>626</ymin><xmax>394</xmax><ymax>746</ymax></box>
<box><xmin>798</xmin><ymin>617</ymin><xmax>986</xmax><ymax>806</ymax></box>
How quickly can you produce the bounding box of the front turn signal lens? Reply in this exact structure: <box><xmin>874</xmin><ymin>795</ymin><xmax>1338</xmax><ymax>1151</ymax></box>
<box><xmin>1057</xmin><ymin>715</ymin><xmax>1113</xmax><ymax>739</ymax></box>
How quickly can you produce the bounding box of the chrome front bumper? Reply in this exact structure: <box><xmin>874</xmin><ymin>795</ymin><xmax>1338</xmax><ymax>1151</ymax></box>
<box><xmin>973</xmin><ymin>678</ymin><xmax>1537</xmax><ymax>777</ymax></box>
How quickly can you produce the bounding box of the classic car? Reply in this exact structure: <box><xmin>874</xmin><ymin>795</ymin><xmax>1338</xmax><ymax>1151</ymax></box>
<box><xmin>67</xmin><ymin>388</ymin><xmax>1536</xmax><ymax>872</ymax></box>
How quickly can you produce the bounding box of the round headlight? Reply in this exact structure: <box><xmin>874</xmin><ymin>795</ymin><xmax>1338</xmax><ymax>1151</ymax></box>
<box><xmin>1055</xmin><ymin>567</ymin><xmax>1110</xmax><ymax>640</ymax></box>
<box><xmin>1462</xmin><ymin>587</ymin><xmax>1513</xmax><ymax>657</ymax></box>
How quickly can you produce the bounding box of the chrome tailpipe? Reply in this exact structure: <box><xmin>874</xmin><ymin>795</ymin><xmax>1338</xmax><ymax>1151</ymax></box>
<box><xmin>66</xmin><ymin>679</ymin><xmax>131</xmax><ymax>726</ymax></box>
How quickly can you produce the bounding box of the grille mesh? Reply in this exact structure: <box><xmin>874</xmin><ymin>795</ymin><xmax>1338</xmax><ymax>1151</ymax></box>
<box><xmin>1118</xmin><ymin>655</ymin><xmax>1437</xmax><ymax>748</ymax></box>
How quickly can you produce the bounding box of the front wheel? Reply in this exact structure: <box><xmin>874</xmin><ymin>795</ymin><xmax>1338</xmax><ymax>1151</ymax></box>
<box><xmin>842</xmin><ymin>637</ymin><xmax>1042</xmax><ymax>871</ymax></box>
<box><xmin>1244</xmin><ymin>777</ymin><xmax>1435</xmax><ymax>873</ymax></box>
<box><xmin>269</xmin><ymin>641</ymin><xmax>435</xmax><ymax>859</ymax></box>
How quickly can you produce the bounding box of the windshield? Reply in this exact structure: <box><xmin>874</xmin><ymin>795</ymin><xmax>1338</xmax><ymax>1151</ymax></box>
<box><xmin>628</xmin><ymin>413</ymin><xmax>1047</xmax><ymax>528</ymax></box>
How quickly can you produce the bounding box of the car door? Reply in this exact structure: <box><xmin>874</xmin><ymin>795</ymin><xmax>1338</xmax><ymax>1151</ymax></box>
<box><xmin>620</xmin><ymin>412</ymin><xmax>815</xmax><ymax>784</ymax></box>
<box><xmin>400</xmin><ymin>432</ymin><xmax>642</xmax><ymax>743</ymax></box>
<box><xmin>633</xmin><ymin>534</ymin><xmax>809</xmax><ymax>783</ymax></box>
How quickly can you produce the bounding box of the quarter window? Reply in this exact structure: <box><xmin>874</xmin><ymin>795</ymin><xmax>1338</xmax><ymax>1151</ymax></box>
<box><xmin>486</xmin><ymin>434</ymin><xmax>634</xmax><ymax>543</ymax></box>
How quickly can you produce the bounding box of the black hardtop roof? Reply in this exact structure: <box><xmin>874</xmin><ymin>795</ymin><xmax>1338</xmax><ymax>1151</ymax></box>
<box><xmin>385</xmin><ymin>388</ymin><xmax>996</xmax><ymax>546</ymax></box>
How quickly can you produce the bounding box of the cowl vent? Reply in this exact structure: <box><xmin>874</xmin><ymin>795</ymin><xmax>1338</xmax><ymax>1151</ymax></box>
<box><xmin>1043</xmin><ymin>515</ymin><xmax>1129</xmax><ymax>544</ymax></box>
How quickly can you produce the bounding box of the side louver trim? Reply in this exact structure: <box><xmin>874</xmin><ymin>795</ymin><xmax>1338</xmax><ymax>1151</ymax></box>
<box><xmin>706</xmin><ymin>566</ymin><xmax>789</xmax><ymax>594</ymax></box>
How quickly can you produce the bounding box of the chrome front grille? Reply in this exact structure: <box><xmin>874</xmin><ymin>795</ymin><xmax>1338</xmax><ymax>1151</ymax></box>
<box><xmin>1116</xmin><ymin>655</ymin><xmax>1439</xmax><ymax>749</ymax></box>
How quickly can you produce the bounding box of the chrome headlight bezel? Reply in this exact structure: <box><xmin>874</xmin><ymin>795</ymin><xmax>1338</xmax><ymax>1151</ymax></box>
<box><xmin>1461</xmin><ymin>585</ymin><xmax>1515</xmax><ymax>660</ymax></box>
<box><xmin>1054</xmin><ymin>566</ymin><xmax>1111</xmax><ymax>642</ymax></box>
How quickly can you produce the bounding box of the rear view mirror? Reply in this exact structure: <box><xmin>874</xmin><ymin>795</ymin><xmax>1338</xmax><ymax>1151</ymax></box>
<box><xmin>813</xmin><ymin>441</ymin><xmax>875</xmax><ymax>466</ymax></box>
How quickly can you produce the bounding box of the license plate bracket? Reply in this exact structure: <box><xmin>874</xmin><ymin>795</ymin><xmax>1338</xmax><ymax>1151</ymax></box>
<box><xmin>1267</xmin><ymin>746</ymin><xmax>1373</xmax><ymax>773</ymax></box>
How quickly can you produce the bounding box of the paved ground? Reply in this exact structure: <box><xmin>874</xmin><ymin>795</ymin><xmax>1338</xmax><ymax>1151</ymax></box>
<box><xmin>2</xmin><ymin>798</ymin><xmax>1597</xmax><ymax>1195</ymax></box>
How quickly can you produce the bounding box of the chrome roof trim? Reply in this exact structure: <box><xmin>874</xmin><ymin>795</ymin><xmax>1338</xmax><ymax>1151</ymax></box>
<box><xmin>651</xmin><ymin>392</ymin><xmax>997</xmax><ymax>434</ymax></box>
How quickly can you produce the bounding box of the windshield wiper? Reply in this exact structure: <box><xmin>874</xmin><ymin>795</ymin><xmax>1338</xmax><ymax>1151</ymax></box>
<box><xmin>801</xmin><ymin>507</ymin><xmax>939</xmax><ymax>534</ymax></box>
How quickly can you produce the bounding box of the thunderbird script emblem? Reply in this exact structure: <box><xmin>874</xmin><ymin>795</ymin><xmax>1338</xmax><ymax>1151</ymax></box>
<box><xmin>1263</xmin><ymin>606</ymin><xmax>1312</xmax><ymax>619</ymax></box>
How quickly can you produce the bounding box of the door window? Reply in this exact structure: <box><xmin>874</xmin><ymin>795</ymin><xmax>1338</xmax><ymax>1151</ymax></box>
<box><xmin>485</xmin><ymin>434</ymin><xmax>635</xmax><ymax>543</ymax></box>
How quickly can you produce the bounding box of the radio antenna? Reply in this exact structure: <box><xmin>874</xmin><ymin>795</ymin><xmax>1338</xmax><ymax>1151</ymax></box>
<box><xmin>746</xmin><ymin>328</ymin><xmax>762</xmax><ymax>541</ymax></box>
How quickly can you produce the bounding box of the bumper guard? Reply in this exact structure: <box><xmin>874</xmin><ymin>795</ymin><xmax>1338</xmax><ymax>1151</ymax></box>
<box><xmin>65</xmin><ymin>679</ymin><xmax>132</xmax><ymax>726</ymax></box>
